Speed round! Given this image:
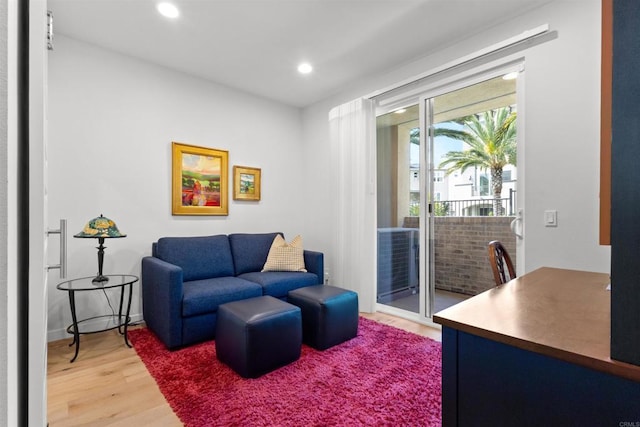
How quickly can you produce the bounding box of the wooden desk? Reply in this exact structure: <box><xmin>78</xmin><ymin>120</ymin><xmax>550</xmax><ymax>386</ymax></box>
<box><xmin>434</xmin><ymin>267</ymin><xmax>640</xmax><ymax>426</ymax></box>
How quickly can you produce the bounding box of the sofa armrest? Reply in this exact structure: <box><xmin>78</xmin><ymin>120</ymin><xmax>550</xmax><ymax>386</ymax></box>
<box><xmin>303</xmin><ymin>250</ymin><xmax>324</xmax><ymax>284</ymax></box>
<box><xmin>141</xmin><ymin>256</ymin><xmax>184</xmax><ymax>349</ymax></box>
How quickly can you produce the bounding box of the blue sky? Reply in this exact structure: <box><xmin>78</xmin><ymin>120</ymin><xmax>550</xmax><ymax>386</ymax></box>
<box><xmin>410</xmin><ymin>122</ymin><xmax>464</xmax><ymax>167</ymax></box>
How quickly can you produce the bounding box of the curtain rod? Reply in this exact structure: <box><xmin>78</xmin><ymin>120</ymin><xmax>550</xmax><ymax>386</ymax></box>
<box><xmin>365</xmin><ymin>24</ymin><xmax>550</xmax><ymax>101</ymax></box>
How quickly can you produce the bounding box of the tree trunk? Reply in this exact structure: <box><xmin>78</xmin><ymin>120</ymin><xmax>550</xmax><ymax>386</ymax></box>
<box><xmin>491</xmin><ymin>168</ymin><xmax>503</xmax><ymax>216</ymax></box>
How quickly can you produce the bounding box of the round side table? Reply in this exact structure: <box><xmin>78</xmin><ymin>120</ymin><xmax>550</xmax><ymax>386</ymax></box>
<box><xmin>56</xmin><ymin>274</ymin><xmax>139</xmax><ymax>362</ymax></box>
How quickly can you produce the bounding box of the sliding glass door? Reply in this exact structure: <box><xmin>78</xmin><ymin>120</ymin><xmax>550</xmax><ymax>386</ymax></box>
<box><xmin>425</xmin><ymin>74</ymin><xmax>518</xmax><ymax>316</ymax></box>
<box><xmin>376</xmin><ymin>68</ymin><xmax>521</xmax><ymax>322</ymax></box>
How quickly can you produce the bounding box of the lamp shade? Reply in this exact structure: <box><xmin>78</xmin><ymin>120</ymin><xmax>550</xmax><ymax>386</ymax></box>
<box><xmin>74</xmin><ymin>214</ymin><xmax>126</xmax><ymax>239</ymax></box>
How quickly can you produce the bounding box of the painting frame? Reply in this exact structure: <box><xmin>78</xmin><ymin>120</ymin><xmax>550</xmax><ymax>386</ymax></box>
<box><xmin>172</xmin><ymin>142</ymin><xmax>228</xmax><ymax>216</ymax></box>
<box><xmin>233</xmin><ymin>165</ymin><xmax>261</xmax><ymax>201</ymax></box>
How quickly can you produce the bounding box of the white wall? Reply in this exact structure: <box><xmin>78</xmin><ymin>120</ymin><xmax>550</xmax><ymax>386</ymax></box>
<box><xmin>47</xmin><ymin>36</ymin><xmax>309</xmax><ymax>340</ymax></box>
<box><xmin>302</xmin><ymin>0</ymin><xmax>610</xmax><ymax>283</ymax></box>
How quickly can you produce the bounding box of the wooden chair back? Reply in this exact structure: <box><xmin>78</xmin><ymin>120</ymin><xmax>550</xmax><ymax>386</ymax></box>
<box><xmin>487</xmin><ymin>240</ymin><xmax>516</xmax><ymax>286</ymax></box>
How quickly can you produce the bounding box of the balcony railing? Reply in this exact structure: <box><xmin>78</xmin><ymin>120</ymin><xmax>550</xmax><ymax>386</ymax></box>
<box><xmin>412</xmin><ymin>189</ymin><xmax>517</xmax><ymax>217</ymax></box>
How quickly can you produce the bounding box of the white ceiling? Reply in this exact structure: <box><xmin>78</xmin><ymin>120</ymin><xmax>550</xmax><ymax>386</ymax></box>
<box><xmin>48</xmin><ymin>0</ymin><xmax>551</xmax><ymax>108</ymax></box>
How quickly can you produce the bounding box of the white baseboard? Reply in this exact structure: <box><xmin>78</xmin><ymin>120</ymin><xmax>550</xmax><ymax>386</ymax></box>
<box><xmin>47</xmin><ymin>312</ymin><xmax>144</xmax><ymax>342</ymax></box>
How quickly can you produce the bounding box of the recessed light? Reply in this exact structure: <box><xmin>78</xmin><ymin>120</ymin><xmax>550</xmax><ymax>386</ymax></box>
<box><xmin>394</xmin><ymin>109</ymin><xmax>406</xmax><ymax>114</ymax></box>
<box><xmin>157</xmin><ymin>2</ymin><xmax>180</xmax><ymax>18</ymax></box>
<box><xmin>298</xmin><ymin>63</ymin><xmax>313</xmax><ymax>74</ymax></box>
<box><xmin>502</xmin><ymin>72</ymin><xmax>518</xmax><ymax>80</ymax></box>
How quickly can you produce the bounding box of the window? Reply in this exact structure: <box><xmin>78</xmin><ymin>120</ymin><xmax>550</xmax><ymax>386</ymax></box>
<box><xmin>480</xmin><ymin>175</ymin><xmax>489</xmax><ymax>196</ymax></box>
<box><xmin>479</xmin><ymin>206</ymin><xmax>493</xmax><ymax>216</ymax></box>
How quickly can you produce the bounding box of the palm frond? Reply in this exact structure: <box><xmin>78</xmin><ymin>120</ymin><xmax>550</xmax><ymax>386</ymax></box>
<box><xmin>436</xmin><ymin>106</ymin><xmax>517</xmax><ymax>175</ymax></box>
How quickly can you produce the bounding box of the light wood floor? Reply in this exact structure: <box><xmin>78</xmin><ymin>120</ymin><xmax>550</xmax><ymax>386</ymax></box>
<box><xmin>47</xmin><ymin>313</ymin><xmax>441</xmax><ymax>426</ymax></box>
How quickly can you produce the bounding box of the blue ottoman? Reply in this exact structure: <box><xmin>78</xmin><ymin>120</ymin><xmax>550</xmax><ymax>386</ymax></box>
<box><xmin>287</xmin><ymin>285</ymin><xmax>358</xmax><ymax>350</ymax></box>
<box><xmin>215</xmin><ymin>296</ymin><xmax>302</xmax><ymax>378</ymax></box>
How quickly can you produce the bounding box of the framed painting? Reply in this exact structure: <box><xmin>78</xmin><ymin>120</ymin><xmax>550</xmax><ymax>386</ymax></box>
<box><xmin>172</xmin><ymin>142</ymin><xmax>228</xmax><ymax>215</ymax></box>
<box><xmin>233</xmin><ymin>165</ymin><xmax>261</xmax><ymax>201</ymax></box>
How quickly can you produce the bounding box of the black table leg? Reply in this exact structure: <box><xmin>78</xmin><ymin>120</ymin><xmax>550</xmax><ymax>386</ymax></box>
<box><xmin>67</xmin><ymin>290</ymin><xmax>80</xmax><ymax>363</ymax></box>
<box><xmin>117</xmin><ymin>285</ymin><xmax>125</xmax><ymax>335</ymax></box>
<box><xmin>123</xmin><ymin>282</ymin><xmax>133</xmax><ymax>348</ymax></box>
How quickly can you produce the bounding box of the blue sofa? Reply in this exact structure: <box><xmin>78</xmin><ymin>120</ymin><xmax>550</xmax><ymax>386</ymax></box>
<box><xmin>141</xmin><ymin>232</ymin><xmax>324</xmax><ymax>349</ymax></box>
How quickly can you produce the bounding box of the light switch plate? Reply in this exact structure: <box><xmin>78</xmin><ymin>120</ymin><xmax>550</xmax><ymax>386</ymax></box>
<box><xmin>544</xmin><ymin>210</ymin><xmax>557</xmax><ymax>227</ymax></box>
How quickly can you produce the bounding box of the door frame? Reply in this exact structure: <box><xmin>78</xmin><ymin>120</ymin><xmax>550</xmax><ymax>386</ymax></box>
<box><xmin>27</xmin><ymin>0</ymin><xmax>49</xmax><ymax>425</ymax></box>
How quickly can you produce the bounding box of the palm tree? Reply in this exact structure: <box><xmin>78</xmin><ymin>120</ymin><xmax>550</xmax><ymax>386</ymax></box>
<box><xmin>437</xmin><ymin>107</ymin><xmax>517</xmax><ymax>216</ymax></box>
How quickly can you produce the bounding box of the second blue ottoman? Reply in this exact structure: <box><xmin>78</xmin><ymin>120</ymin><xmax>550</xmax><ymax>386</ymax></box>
<box><xmin>287</xmin><ymin>285</ymin><xmax>358</xmax><ymax>350</ymax></box>
<box><xmin>215</xmin><ymin>296</ymin><xmax>302</xmax><ymax>378</ymax></box>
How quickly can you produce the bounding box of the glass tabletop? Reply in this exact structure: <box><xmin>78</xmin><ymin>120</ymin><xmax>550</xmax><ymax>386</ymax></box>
<box><xmin>56</xmin><ymin>274</ymin><xmax>139</xmax><ymax>291</ymax></box>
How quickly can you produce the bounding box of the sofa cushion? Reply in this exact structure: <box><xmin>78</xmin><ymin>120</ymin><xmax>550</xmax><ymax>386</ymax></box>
<box><xmin>262</xmin><ymin>235</ymin><xmax>307</xmax><ymax>272</ymax></box>
<box><xmin>182</xmin><ymin>276</ymin><xmax>263</xmax><ymax>317</ymax></box>
<box><xmin>239</xmin><ymin>271</ymin><xmax>319</xmax><ymax>299</ymax></box>
<box><xmin>156</xmin><ymin>235</ymin><xmax>234</xmax><ymax>282</ymax></box>
<box><xmin>229</xmin><ymin>232</ymin><xmax>282</xmax><ymax>275</ymax></box>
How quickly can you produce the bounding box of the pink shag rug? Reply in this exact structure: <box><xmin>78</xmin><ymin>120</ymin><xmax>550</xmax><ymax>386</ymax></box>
<box><xmin>129</xmin><ymin>317</ymin><xmax>442</xmax><ymax>426</ymax></box>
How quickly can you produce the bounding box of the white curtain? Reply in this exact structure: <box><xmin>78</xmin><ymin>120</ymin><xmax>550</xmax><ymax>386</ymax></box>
<box><xmin>329</xmin><ymin>98</ymin><xmax>376</xmax><ymax>312</ymax></box>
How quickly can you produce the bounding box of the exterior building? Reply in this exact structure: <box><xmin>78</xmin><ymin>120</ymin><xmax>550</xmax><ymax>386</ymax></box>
<box><xmin>410</xmin><ymin>164</ymin><xmax>517</xmax><ymax>217</ymax></box>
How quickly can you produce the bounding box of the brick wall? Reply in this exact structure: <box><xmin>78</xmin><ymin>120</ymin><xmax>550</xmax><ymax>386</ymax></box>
<box><xmin>433</xmin><ymin>217</ymin><xmax>516</xmax><ymax>295</ymax></box>
<box><xmin>377</xmin><ymin>217</ymin><xmax>516</xmax><ymax>298</ymax></box>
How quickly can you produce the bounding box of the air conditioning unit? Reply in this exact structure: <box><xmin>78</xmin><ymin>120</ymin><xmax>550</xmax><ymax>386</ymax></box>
<box><xmin>376</xmin><ymin>228</ymin><xmax>419</xmax><ymax>303</ymax></box>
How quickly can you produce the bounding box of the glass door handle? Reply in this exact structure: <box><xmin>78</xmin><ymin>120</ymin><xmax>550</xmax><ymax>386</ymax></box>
<box><xmin>47</xmin><ymin>219</ymin><xmax>67</xmax><ymax>278</ymax></box>
<box><xmin>510</xmin><ymin>209</ymin><xmax>523</xmax><ymax>239</ymax></box>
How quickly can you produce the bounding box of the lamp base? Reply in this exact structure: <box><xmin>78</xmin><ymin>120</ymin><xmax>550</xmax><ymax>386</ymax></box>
<box><xmin>92</xmin><ymin>274</ymin><xmax>109</xmax><ymax>284</ymax></box>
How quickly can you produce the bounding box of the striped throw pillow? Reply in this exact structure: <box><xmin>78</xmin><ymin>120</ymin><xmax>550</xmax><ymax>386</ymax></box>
<box><xmin>261</xmin><ymin>234</ymin><xmax>307</xmax><ymax>272</ymax></box>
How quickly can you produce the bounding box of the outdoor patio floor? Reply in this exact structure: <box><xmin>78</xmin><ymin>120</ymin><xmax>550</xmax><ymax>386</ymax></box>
<box><xmin>382</xmin><ymin>289</ymin><xmax>470</xmax><ymax>314</ymax></box>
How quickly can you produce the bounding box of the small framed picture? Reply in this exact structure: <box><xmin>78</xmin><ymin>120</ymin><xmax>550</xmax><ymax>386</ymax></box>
<box><xmin>233</xmin><ymin>166</ymin><xmax>261</xmax><ymax>201</ymax></box>
<box><xmin>172</xmin><ymin>142</ymin><xmax>228</xmax><ymax>215</ymax></box>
